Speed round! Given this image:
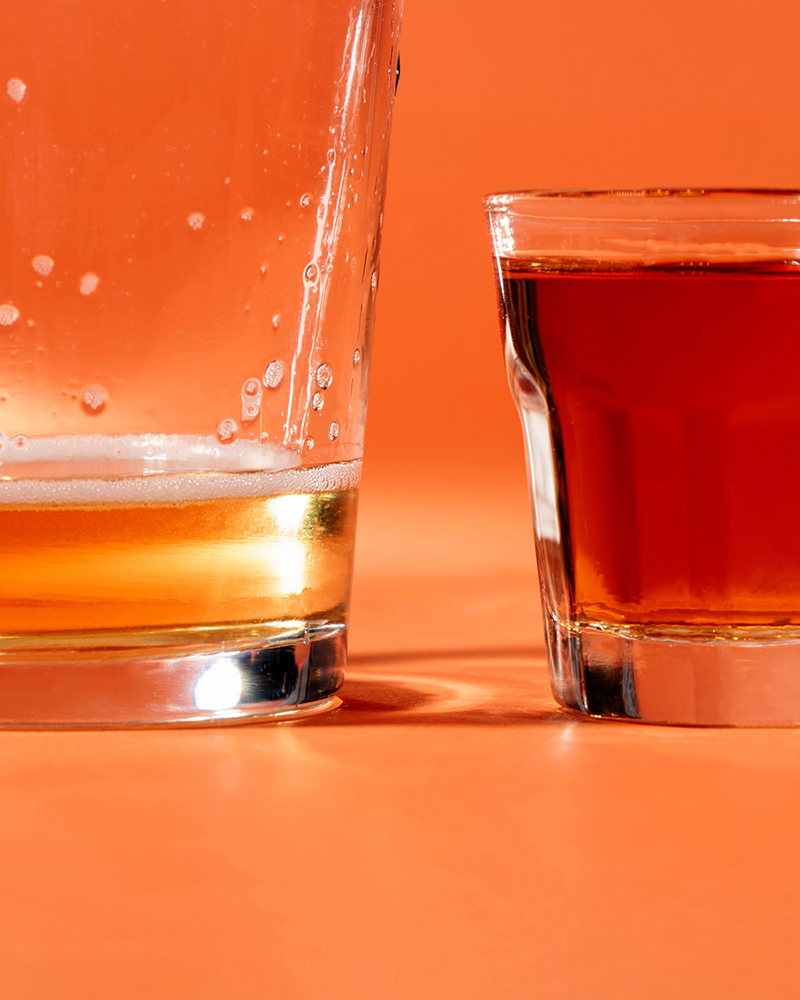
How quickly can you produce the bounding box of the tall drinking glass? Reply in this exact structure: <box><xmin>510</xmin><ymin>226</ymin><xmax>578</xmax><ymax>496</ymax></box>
<box><xmin>0</xmin><ymin>0</ymin><xmax>401</xmax><ymax>726</ymax></box>
<box><xmin>486</xmin><ymin>190</ymin><xmax>800</xmax><ymax>725</ymax></box>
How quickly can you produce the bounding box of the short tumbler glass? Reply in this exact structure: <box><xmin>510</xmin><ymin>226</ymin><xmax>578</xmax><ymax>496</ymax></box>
<box><xmin>486</xmin><ymin>189</ymin><xmax>800</xmax><ymax>725</ymax></box>
<box><xmin>0</xmin><ymin>0</ymin><xmax>401</xmax><ymax>727</ymax></box>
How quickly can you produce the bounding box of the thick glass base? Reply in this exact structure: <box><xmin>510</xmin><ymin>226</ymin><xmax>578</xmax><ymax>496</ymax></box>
<box><xmin>0</xmin><ymin>621</ymin><xmax>345</xmax><ymax>728</ymax></box>
<box><xmin>549</xmin><ymin>619</ymin><xmax>800</xmax><ymax>726</ymax></box>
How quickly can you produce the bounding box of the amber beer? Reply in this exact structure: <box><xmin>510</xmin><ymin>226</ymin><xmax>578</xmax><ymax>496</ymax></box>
<box><xmin>0</xmin><ymin>445</ymin><xmax>359</xmax><ymax>637</ymax></box>
<box><xmin>500</xmin><ymin>259</ymin><xmax>800</xmax><ymax>633</ymax></box>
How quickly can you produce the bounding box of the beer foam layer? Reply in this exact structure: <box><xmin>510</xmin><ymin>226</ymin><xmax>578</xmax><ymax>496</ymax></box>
<box><xmin>0</xmin><ymin>433</ymin><xmax>296</xmax><ymax>472</ymax></box>
<box><xmin>0</xmin><ymin>434</ymin><xmax>361</xmax><ymax>505</ymax></box>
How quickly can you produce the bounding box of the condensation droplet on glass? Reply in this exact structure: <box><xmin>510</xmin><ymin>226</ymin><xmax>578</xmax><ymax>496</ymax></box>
<box><xmin>300</xmin><ymin>193</ymin><xmax>311</xmax><ymax>207</ymax></box>
<box><xmin>271</xmin><ymin>313</ymin><xmax>280</xmax><ymax>329</ymax></box>
<box><xmin>81</xmin><ymin>384</ymin><xmax>106</xmax><ymax>413</ymax></box>
<box><xmin>315</xmin><ymin>363</ymin><xmax>333</xmax><ymax>389</ymax></box>
<box><xmin>312</xmin><ymin>391</ymin><xmax>324</xmax><ymax>411</ymax></box>
<box><xmin>224</xmin><ymin>177</ymin><xmax>231</xmax><ymax>185</ymax></box>
<box><xmin>0</xmin><ymin>304</ymin><xmax>20</xmax><ymax>326</ymax></box>
<box><xmin>305</xmin><ymin>437</ymin><xmax>315</xmax><ymax>450</ymax></box>
<box><xmin>79</xmin><ymin>272</ymin><xmax>100</xmax><ymax>296</ymax></box>
<box><xmin>216</xmin><ymin>418</ymin><xmax>238</xmax><ymax>443</ymax></box>
<box><xmin>263</xmin><ymin>359</ymin><xmax>284</xmax><ymax>388</ymax></box>
<box><xmin>239</xmin><ymin>206</ymin><xmax>254</xmax><ymax>222</ymax></box>
<box><xmin>277</xmin><ymin>233</ymin><xmax>285</xmax><ymax>243</ymax></box>
<box><xmin>259</xmin><ymin>262</ymin><xmax>268</xmax><ymax>276</ymax></box>
<box><xmin>26</xmin><ymin>319</ymin><xmax>34</xmax><ymax>328</ymax></box>
<box><xmin>329</xmin><ymin>420</ymin><xmax>340</xmax><ymax>441</ymax></box>
<box><xmin>11</xmin><ymin>435</ymin><xmax>28</xmax><ymax>451</ymax></box>
<box><xmin>32</xmin><ymin>254</ymin><xmax>54</xmax><ymax>277</ymax></box>
<box><xmin>327</xmin><ymin>148</ymin><xmax>336</xmax><ymax>163</ymax></box>
<box><xmin>304</xmin><ymin>262</ymin><xmax>319</xmax><ymax>283</ymax></box>
<box><xmin>241</xmin><ymin>376</ymin><xmax>263</xmax><ymax>421</ymax></box>
<box><xmin>353</xmin><ymin>347</ymin><xmax>361</xmax><ymax>367</ymax></box>
<box><xmin>187</xmin><ymin>212</ymin><xmax>205</xmax><ymax>231</ymax></box>
<box><xmin>6</xmin><ymin>78</ymin><xmax>25</xmax><ymax>104</ymax></box>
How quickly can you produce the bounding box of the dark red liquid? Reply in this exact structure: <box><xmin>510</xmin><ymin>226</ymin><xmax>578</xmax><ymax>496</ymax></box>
<box><xmin>501</xmin><ymin>264</ymin><xmax>800</xmax><ymax>627</ymax></box>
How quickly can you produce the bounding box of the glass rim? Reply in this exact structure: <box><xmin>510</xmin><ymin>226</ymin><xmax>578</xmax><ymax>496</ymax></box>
<box><xmin>483</xmin><ymin>187</ymin><xmax>800</xmax><ymax>209</ymax></box>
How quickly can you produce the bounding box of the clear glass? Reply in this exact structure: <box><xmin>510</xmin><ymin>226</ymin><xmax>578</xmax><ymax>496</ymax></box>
<box><xmin>0</xmin><ymin>0</ymin><xmax>401</xmax><ymax>726</ymax></box>
<box><xmin>485</xmin><ymin>189</ymin><xmax>800</xmax><ymax>725</ymax></box>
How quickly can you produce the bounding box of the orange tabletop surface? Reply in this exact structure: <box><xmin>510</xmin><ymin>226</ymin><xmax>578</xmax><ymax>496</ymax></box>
<box><xmin>1</xmin><ymin>461</ymin><xmax>799</xmax><ymax>1000</ymax></box>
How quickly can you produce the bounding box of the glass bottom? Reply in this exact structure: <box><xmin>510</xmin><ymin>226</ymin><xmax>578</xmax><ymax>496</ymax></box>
<box><xmin>549</xmin><ymin>618</ymin><xmax>800</xmax><ymax>726</ymax></box>
<box><xmin>0</xmin><ymin>620</ymin><xmax>345</xmax><ymax>728</ymax></box>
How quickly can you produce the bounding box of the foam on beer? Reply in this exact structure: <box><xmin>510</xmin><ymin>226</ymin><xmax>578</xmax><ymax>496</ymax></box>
<box><xmin>0</xmin><ymin>433</ymin><xmax>361</xmax><ymax>505</ymax></box>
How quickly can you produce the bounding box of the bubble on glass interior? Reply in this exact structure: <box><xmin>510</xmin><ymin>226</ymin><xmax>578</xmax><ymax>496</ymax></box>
<box><xmin>305</xmin><ymin>437</ymin><xmax>315</xmax><ymax>450</ymax></box>
<box><xmin>6</xmin><ymin>78</ymin><xmax>25</xmax><ymax>104</ymax></box>
<box><xmin>81</xmin><ymin>384</ymin><xmax>106</xmax><ymax>413</ymax></box>
<box><xmin>300</xmin><ymin>193</ymin><xmax>312</xmax><ymax>207</ymax></box>
<box><xmin>241</xmin><ymin>377</ymin><xmax>263</xmax><ymax>421</ymax></box>
<box><xmin>11</xmin><ymin>435</ymin><xmax>29</xmax><ymax>451</ymax></box>
<box><xmin>312</xmin><ymin>392</ymin><xmax>324</xmax><ymax>411</ymax></box>
<box><xmin>187</xmin><ymin>212</ymin><xmax>205</xmax><ymax>231</ymax></box>
<box><xmin>79</xmin><ymin>273</ymin><xmax>100</xmax><ymax>296</ymax></box>
<box><xmin>0</xmin><ymin>304</ymin><xmax>20</xmax><ymax>326</ymax></box>
<box><xmin>329</xmin><ymin>420</ymin><xmax>340</xmax><ymax>441</ymax></box>
<box><xmin>216</xmin><ymin>418</ymin><xmax>238</xmax><ymax>443</ymax></box>
<box><xmin>263</xmin><ymin>360</ymin><xmax>284</xmax><ymax>388</ymax></box>
<box><xmin>304</xmin><ymin>262</ymin><xmax>319</xmax><ymax>283</ymax></box>
<box><xmin>239</xmin><ymin>207</ymin><xmax>255</xmax><ymax>222</ymax></box>
<box><xmin>31</xmin><ymin>255</ymin><xmax>54</xmax><ymax>277</ymax></box>
<box><xmin>315</xmin><ymin>363</ymin><xmax>333</xmax><ymax>389</ymax></box>
<box><xmin>353</xmin><ymin>348</ymin><xmax>360</xmax><ymax>367</ymax></box>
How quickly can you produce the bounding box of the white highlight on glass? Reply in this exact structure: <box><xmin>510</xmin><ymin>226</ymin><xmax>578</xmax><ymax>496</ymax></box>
<box><xmin>194</xmin><ymin>656</ymin><xmax>243</xmax><ymax>710</ymax></box>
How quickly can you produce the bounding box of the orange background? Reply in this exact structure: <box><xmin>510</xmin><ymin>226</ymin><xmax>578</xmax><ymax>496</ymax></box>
<box><xmin>5</xmin><ymin>4</ymin><xmax>800</xmax><ymax>998</ymax></box>
<box><xmin>368</xmin><ymin>0</ymin><xmax>800</xmax><ymax>476</ymax></box>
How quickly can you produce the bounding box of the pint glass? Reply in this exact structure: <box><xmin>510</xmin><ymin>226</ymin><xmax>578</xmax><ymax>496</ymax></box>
<box><xmin>486</xmin><ymin>190</ymin><xmax>800</xmax><ymax>726</ymax></box>
<box><xmin>0</xmin><ymin>0</ymin><xmax>401</xmax><ymax>725</ymax></box>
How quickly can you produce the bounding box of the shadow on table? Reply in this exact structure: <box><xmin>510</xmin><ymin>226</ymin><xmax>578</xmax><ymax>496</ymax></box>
<box><xmin>307</xmin><ymin>646</ymin><xmax>576</xmax><ymax>727</ymax></box>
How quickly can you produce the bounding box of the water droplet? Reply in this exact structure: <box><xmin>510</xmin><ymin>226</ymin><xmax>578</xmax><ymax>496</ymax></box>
<box><xmin>263</xmin><ymin>360</ymin><xmax>285</xmax><ymax>388</ymax></box>
<box><xmin>224</xmin><ymin>176</ymin><xmax>231</xmax><ymax>185</ymax></box>
<box><xmin>241</xmin><ymin>377</ymin><xmax>263</xmax><ymax>421</ymax></box>
<box><xmin>304</xmin><ymin>262</ymin><xmax>319</xmax><ymax>283</ymax></box>
<box><xmin>259</xmin><ymin>262</ymin><xmax>268</xmax><ymax>275</ymax></box>
<box><xmin>271</xmin><ymin>313</ymin><xmax>280</xmax><ymax>329</ymax></box>
<box><xmin>312</xmin><ymin>391</ymin><xmax>324</xmax><ymax>411</ymax></box>
<box><xmin>353</xmin><ymin>348</ymin><xmax>361</xmax><ymax>367</ymax></box>
<box><xmin>187</xmin><ymin>212</ymin><xmax>205</xmax><ymax>231</ymax></box>
<box><xmin>305</xmin><ymin>436</ymin><xmax>315</xmax><ymax>450</ymax></box>
<box><xmin>329</xmin><ymin>420</ymin><xmax>340</xmax><ymax>441</ymax></box>
<box><xmin>315</xmin><ymin>363</ymin><xmax>333</xmax><ymax>389</ymax></box>
<box><xmin>26</xmin><ymin>319</ymin><xmax>34</xmax><ymax>328</ymax></box>
<box><xmin>300</xmin><ymin>193</ymin><xmax>311</xmax><ymax>207</ymax></box>
<box><xmin>0</xmin><ymin>304</ymin><xmax>19</xmax><ymax>326</ymax></box>
<box><xmin>81</xmin><ymin>384</ymin><xmax>106</xmax><ymax>413</ymax></box>
<box><xmin>240</xmin><ymin>206</ymin><xmax>254</xmax><ymax>222</ymax></box>
<box><xmin>31</xmin><ymin>254</ymin><xmax>54</xmax><ymax>277</ymax></box>
<box><xmin>6</xmin><ymin>78</ymin><xmax>25</xmax><ymax>104</ymax></box>
<box><xmin>79</xmin><ymin>273</ymin><xmax>99</xmax><ymax>296</ymax></box>
<box><xmin>327</xmin><ymin>148</ymin><xmax>336</xmax><ymax>162</ymax></box>
<box><xmin>216</xmin><ymin>418</ymin><xmax>238</xmax><ymax>443</ymax></box>
<box><xmin>259</xmin><ymin>431</ymin><xmax>269</xmax><ymax>442</ymax></box>
<box><xmin>11</xmin><ymin>435</ymin><xmax>28</xmax><ymax>450</ymax></box>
